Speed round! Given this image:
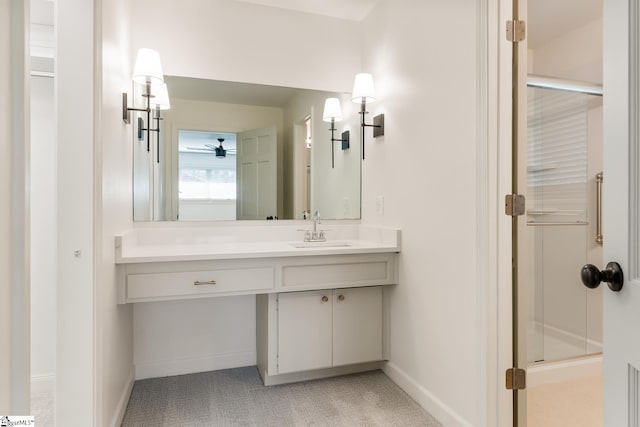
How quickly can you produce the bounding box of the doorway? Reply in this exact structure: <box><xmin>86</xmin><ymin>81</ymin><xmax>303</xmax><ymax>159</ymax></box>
<box><xmin>520</xmin><ymin>2</ymin><xmax>604</xmax><ymax>425</ymax></box>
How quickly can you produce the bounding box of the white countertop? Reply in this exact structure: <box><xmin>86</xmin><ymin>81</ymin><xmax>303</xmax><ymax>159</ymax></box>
<box><xmin>115</xmin><ymin>224</ymin><xmax>401</xmax><ymax>264</ymax></box>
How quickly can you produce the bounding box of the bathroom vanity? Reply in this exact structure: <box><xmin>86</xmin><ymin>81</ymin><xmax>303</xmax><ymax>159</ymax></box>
<box><xmin>115</xmin><ymin>224</ymin><xmax>400</xmax><ymax>385</ymax></box>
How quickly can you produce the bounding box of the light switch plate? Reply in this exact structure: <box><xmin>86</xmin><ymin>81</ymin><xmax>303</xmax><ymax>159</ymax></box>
<box><xmin>375</xmin><ymin>196</ymin><xmax>384</xmax><ymax>216</ymax></box>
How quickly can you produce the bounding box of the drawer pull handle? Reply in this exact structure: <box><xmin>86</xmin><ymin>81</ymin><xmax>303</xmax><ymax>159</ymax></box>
<box><xmin>321</xmin><ymin>295</ymin><xmax>329</xmax><ymax>302</ymax></box>
<box><xmin>194</xmin><ymin>280</ymin><xmax>217</xmax><ymax>286</ymax></box>
<box><xmin>338</xmin><ymin>294</ymin><xmax>345</xmax><ymax>301</ymax></box>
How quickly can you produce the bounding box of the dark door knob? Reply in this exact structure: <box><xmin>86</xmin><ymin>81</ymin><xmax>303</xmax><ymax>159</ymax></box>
<box><xmin>580</xmin><ymin>262</ymin><xmax>624</xmax><ymax>292</ymax></box>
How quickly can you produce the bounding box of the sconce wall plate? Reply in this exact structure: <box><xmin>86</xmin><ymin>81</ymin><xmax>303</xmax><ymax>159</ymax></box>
<box><xmin>341</xmin><ymin>130</ymin><xmax>350</xmax><ymax>150</ymax></box>
<box><xmin>373</xmin><ymin>114</ymin><xmax>384</xmax><ymax>138</ymax></box>
<box><xmin>138</xmin><ymin>117</ymin><xmax>145</xmax><ymax>140</ymax></box>
<box><xmin>122</xmin><ymin>93</ymin><xmax>131</xmax><ymax>124</ymax></box>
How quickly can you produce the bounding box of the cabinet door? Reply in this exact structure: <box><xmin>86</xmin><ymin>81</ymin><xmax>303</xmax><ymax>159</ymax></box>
<box><xmin>333</xmin><ymin>287</ymin><xmax>383</xmax><ymax>366</ymax></box>
<box><xmin>277</xmin><ymin>290</ymin><xmax>333</xmax><ymax>374</ymax></box>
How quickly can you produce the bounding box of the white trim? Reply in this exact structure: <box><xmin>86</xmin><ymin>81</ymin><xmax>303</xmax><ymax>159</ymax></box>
<box><xmin>476</xmin><ymin>0</ymin><xmax>492</xmax><ymax>425</ymax></box>
<box><xmin>30</xmin><ymin>71</ymin><xmax>54</xmax><ymax>78</ymax></box>
<box><xmin>479</xmin><ymin>0</ymin><xmax>514</xmax><ymax>426</ymax></box>
<box><xmin>261</xmin><ymin>362</ymin><xmax>383</xmax><ymax>386</ymax></box>
<box><xmin>383</xmin><ymin>362</ymin><xmax>474</xmax><ymax>427</ymax></box>
<box><xmin>495</xmin><ymin>0</ymin><xmax>516</xmax><ymax>425</ymax></box>
<box><xmin>134</xmin><ymin>351</ymin><xmax>256</xmax><ymax>380</ymax></box>
<box><xmin>30</xmin><ymin>374</ymin><xmax>55</xmax><ymax>395</ymax></box>
<box><xmin>109</xmin><ymin>367</ymin><xmax>134</xmax><ymax>427</ymax></box>
<box><xmin>527</xmin><ymin>355</ymin><xmax>602</xmax><ymax>388</ymax></box>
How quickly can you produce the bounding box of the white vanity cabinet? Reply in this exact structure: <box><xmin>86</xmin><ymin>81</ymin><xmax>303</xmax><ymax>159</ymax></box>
<box><xmin>115</xmin><ymin>225</ymin><xmax>400</xmax><ymax>383</ymax></box>
<box><xmin>257</xmin><ymin>286</ymin><xmax>385</xmax><ymax>385</ymax></box>
<box><xmin>277</xmin><ymin>290</ymin><xmax>333</xmax><ymax>374</ymax></box>
<box><xmin>277</xmin><ymin>287</ymin><xmax>383</xmax><ymax>374</ymax></box>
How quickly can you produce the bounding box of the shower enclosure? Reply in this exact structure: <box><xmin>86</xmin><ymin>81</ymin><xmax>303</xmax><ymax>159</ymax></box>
<box><xmin>526</xmin><ymin>76</ymin><xmax>603</xmax><ymax>364</ymax></box>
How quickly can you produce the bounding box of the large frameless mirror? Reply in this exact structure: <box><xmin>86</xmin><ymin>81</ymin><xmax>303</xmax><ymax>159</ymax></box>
<box><xmin>132</xmin><ymin>76</ymin><xmax>361</xmax><ymax>222</ymax></box>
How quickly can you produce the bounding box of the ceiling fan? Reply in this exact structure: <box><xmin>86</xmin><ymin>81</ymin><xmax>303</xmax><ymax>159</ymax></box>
<box><xmin>187</xmin><ymin>138</ymin><xmax>236</xmax><ymax>158</ymax></box>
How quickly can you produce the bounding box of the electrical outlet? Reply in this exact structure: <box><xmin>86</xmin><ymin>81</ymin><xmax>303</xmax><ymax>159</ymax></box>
<box><xmin>343</xmin><ymin>197</ymin><xmax>350</xmax><ymax>215</ymax></box>
<box><xmin>375</xmin><ymin>196</ymin><xmax>384</xmax><ymax>216</ymax></box>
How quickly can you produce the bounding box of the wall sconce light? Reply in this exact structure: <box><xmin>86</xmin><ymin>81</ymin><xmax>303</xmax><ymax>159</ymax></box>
<box><xmin>352</xmin><ymin>73</ymin><xmax>384</xmax><ymax>160</ymax></box>
<box><xmin>122</xmin><ymin>48</ymin><xmax>170</xmax><ymax>163</ymax></box>
<box><xmin>322</xmin><ymin>98</ymin><xmax>350</xmax><ymax>168</ymax></box>
<box><xmin>137</xmin><ymin>83</ymin><xmax>171</xmax><ymax>163</ymax></box>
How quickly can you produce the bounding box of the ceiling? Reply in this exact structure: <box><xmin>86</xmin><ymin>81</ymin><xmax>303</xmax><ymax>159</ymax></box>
<box><xmin>232</xmin><ymin>0</ymin><xmax>378</xmax><ymax>21</ymax></box>
<box><xmin>164</xmin><ymin>75</ymin><xmax>310</xmax><ymax>108</ymax></box>
<box><xmin>528</xmin><ymin>0</ymin><xmax>602</xmax><ymax>48</ymax></box>
<box><xmin>29</xmin><ymin>0</ymin><xmax>603</xmax><ymax>63</ymax></box>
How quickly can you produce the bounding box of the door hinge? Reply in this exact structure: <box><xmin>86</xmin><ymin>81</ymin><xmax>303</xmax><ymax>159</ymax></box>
<box><xmin>506</xmin><ymin>20</ymin><xmax>526</xmax><ymax>42</ymax></box>
<box><xmin>505</xmin><ymin>194</ymin><xmax>526</xmax><ymax>216</ymax></box>
<box><xmin>505</xmin><ymin>367</ymin><xmax>526</xmax><ymax>390</ymax></box>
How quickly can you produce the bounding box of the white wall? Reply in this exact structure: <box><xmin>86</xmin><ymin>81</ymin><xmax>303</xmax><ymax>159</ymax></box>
<box><xmin>133</xmin><ymin>297</ymin><xmax>257</xmax><ymax>379</ymax></box>
<box><xmin>360</xmin><ymin>1</ymin><xmax>480</xmax><ymax>425</ymax></box>
<box><xmin>130</xmin><ymin>0</ymin><xmax>361</xmax><ymax>93</ymax></box>
<box><xmin>532</xmin><ymin>18</ymin><xmax>603</xmax><ymax>84</ymax></box>
<box><xmin>0</xmin><ymin>1</ymin><xmax>11</xmax><ymax>410</ymax></box>
<box><xmin>30</xmin><ymin>75</ymin><xmax>57</xmax><ymax>387</ymax></box>
<box><xmin>0</xmin><ymin>0</ymin><xmax>30</xmax><ymax>413</ymax></box>
<box><xmin>98</xmin><ymin>0</ymin><xmax>136</xmax><ymax>425</ymax></box>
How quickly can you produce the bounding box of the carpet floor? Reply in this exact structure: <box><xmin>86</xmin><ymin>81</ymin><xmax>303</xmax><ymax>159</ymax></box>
<box><xmin>121</xmin><ymin>367</ymin><xmax>442</xmax><ymax>427</ymax></box>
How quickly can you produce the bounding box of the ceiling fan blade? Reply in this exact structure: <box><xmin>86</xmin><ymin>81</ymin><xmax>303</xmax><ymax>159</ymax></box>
<box><xmin>186</xmin><ymin>147</ymin><xmax>214</xmax><ymax>151</ymax></box>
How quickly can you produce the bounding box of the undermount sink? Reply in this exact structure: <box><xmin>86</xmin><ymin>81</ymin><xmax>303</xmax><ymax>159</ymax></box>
<box><xmin>289</xmin><ymin>241</ymin><xmax>353</xmax><ymax>248</ymax></box>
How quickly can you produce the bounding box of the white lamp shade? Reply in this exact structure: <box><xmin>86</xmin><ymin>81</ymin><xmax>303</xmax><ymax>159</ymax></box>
<box><xmin>152</xmin><ymin>83</ymin><xmax>171</xmax><ymax>110</ymax></box>
<box><xmin>351</xmin><ymin>73</ymin><xmax>376</xmax><ymax>103</ymax></box>
<box><xmin>132</xmin><ymin>48</ymin><xmax>164</xmax><ymax>86</ymax></box>
<box><xmin>322</xmin><ymin>98</ymin><xmax>343</xmax><ymax>122</ymax></box>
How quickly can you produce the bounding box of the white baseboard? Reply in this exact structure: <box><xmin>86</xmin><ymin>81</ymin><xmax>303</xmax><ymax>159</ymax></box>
<box><xmin>110</xmin><ymin>367</ymin><xmax>135</xmax><ymax>427</ymax></box>
<box><xmin>135</xmin><ymin>351</ymin><xmax>256</xmax><ymax>380</ymax></box>
<box><xmin>383</xmin><ymin>362</ymin><xmax>474</xmax><ymax>427</ymax></box>
<box><xmin>260</xmin><ymin>361</ymin><xmax>383</xmax><ymax>386</ymax></box>
<box><xmin>31</xmin><ymin>374</ymin><xmax>55</xmax><ymax>395</ymax></box>
<box><xmin>527</xmin><ymin>354</ymin><xmax>602</xmax><ymax>388</ymax></box>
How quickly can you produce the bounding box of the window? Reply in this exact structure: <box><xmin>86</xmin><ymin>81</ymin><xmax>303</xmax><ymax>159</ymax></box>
<box><xmin>178</xmin><ymin>130</ymin><xmax>237</xmax><ymax>200</ymax></box>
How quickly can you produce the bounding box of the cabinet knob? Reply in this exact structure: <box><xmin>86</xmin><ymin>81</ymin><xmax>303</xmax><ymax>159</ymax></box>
<box><xmin>338</xmin><ymin>294</ymin><xmax>345</xmax><ymax>301</ymax></box>
<box><xmin>321</xmin><ymin>295</ymin><xmax>329</xmax><ymax>302</ymax></box>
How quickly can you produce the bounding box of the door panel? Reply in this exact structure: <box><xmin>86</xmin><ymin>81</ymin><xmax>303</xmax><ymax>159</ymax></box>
<box><xmin>277</xmin><ymin>291</ymin><xmax>332</xmax><ymax>374</ymax></box>
<box><xmin>602</xmin><ymin>0</ymin><xmax>640</xmax><ymax>423</ymax></box>
<box><xmin>236</xmin><ymin>127</ymin><xmax>277</xmax><ymax>220</ymax></box>
<box><xmin>332</xmin><ymin>287</ymin><xmax>382</xmax><ymax>367</ymax></box>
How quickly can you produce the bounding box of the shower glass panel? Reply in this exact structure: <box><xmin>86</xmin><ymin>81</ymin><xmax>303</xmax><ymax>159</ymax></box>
<box><xmin>526</xmin><ymin>85</ymin><xmax>602</xmax><ymax>364</ymax></box>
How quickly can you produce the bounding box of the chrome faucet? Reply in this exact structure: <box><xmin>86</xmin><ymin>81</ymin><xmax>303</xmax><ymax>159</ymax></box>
<box><xmin>303</xmin><ymin>211</ymin><xmax>326</xmax><ymax>242</ymax></box>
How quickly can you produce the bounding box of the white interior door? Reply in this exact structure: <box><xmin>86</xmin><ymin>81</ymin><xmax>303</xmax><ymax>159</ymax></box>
<box><xmin>236</xmin><ymin>126</ymin><xmax>277</xmax><ymax>220</ymax></box>
<box><xmin>601</xmin><ymin>0</ymin><xmax>640</xmax><ymax>424</ymax></box>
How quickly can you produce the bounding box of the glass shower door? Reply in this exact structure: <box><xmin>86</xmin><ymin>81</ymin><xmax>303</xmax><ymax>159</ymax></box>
<box><xmin>526</xmin><ymin>85</ymin><xmax>603</xmax><ymax>364</ymax></box>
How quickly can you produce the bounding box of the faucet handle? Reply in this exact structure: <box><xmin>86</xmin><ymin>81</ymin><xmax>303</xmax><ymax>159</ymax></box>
<box><xmin>314</xmin><ymin>210</ymin><xmax>320</xmax><ymax>221</ymax></box>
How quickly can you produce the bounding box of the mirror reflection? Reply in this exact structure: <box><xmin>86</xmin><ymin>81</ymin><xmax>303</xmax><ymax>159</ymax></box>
<box><xmin>132</xmin><ymin>76</ymin><xmax>361</xmax><ymax>221</ymax></box>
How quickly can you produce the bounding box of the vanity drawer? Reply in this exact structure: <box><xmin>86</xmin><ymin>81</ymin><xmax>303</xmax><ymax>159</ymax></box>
<box><xmin>126</xmin><ymin>267</ymin><xmax>275</xmax><ymax>301</ymax></box>
<box><xmin>281</xmin><ymin>259</ymin><xmax>393</xmax><ymax>289</ymax></box>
